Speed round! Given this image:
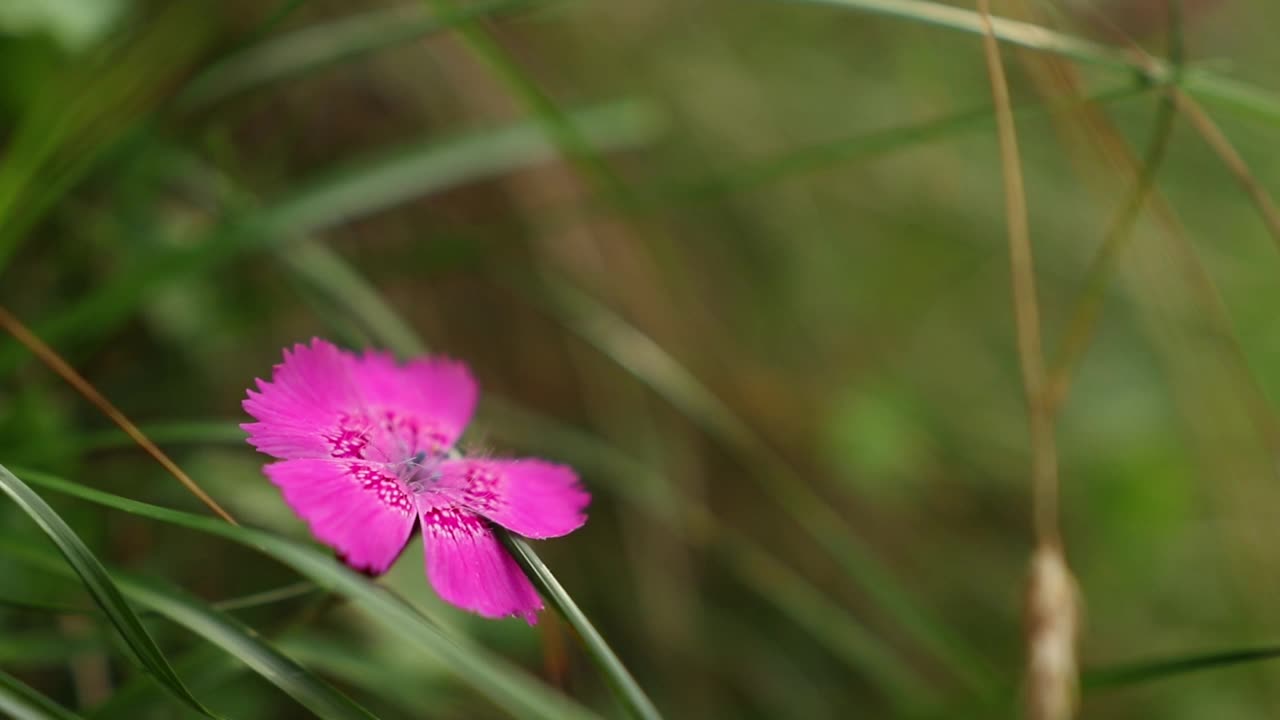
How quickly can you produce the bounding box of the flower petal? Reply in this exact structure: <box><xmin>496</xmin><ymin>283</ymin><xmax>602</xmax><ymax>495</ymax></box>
<box><xmin>419</xmin><ymin>504</ymin><xmax>542</xmax><ymax>623</ymax></box>
<box><xmin>265</xmin><ymin>458</ymin><xmax>416</xmax><ymax>574</ymax></box>
<box><xmin>242</xmin><ymin>338</ymin><xmax>362</xmax><ymax>460</ymax></box>
<box><xmin>348</xmin><ymin>350</ymin><xmax>477</xmax><ymax>452</ymax></box>
<box><xmin>433</xmin><ymin>459</ymin><xmax>589</xmax><ymax>539</ymax></box>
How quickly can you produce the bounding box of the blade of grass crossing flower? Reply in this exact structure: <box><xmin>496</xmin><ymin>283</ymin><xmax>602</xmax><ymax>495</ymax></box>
<box><xmin>0</xmin><ymin>465</ymin><xmax>216</xmax><ymax>718</ymax></box>
<box><xmin>0</xmin><ymin>669</ymin><xmax>84</xmax><ymax>720</ymax></box>
<box><xmin>270</xmin><ymin>246</ymin><xmax>933</xmax><ymax>704</ymax></box>
<box><xmin>65</xmin><ymin>414</ymin><xmax>937</xmax><ymax>708</ymax></box>
<box><xmin>0</xmin><ymin>539</ymin><xmax>380</xmax><ymax>720</ymax></box>
<box><xmin>499</xmin><ymin>531</ymin><xmax>664</xmax><ymax>720</ymax></box>
<box><xmin>779</xmin><ymin>0</ymin><xmax>1280</xmax><ymax>126</ymax></box>
<box><xmin>9</xmin><ymin>467</ymin><xmax>602</xmax><ymax>720</ymax></box>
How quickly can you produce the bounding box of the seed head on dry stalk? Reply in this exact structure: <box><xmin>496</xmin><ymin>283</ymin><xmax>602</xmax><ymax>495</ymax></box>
<box><xmin>1024</xmin><ymin>545</ymin><xmax>1081</xmax><ymax>720</ymax></box>
<box><xmin>974</xmin><ymin>1</ymin><xmax>1083</xmax><ymax>717</ymax></box>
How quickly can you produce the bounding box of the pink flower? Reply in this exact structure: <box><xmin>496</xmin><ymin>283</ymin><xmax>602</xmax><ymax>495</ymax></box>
<box><xmin>241</xmin><ymin>338</ymin><xmax>589</xmax><ymax>623</ymax></box>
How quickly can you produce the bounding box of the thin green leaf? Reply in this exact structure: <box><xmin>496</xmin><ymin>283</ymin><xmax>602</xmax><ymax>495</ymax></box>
<box><xmin>0</xmin><ymin>464</ymin><xmax>214</xmax><ymax>718</ymax></box>
<box><xmin>266</xmin><ymin>100</ymin><xmax>661</xmax><ymax>237</ymax></box>
<box><xmin>0</xmin><ymin>669</ymin><xmax>84</xmax><ymax>720</ymax></box>
<box><xmin>482</xmin><ymin>399</ymin><xmax>936</xmax><ymax>707</ymax></box>
<box><xmin>781</xmin><ymin>0</ymin><xmax>1280</xmax><ymax>125</ymax></box>
<box><xmin>180</xmin><ymin>0</ymin><xmax>537</xmax><ymax>109</ymax></box>
<box><xmin>65</xmin><ymin>412</ymin><xmax>935</xmax><ymax>706</ymax></box>
<box><xmin>499</xmin><ymin>532</ymin><xmax>663</xmax><ymax>720</ymax></box>
<box><xmin>276</xmin><ymin>248</ymin><xmax>933</xmax><ymax>705</ymax></box>
<box><xmin>1084</xmin><ymin>646</ymin><xmax>1280</xmax><ymax>691</ymax></box>
<box><xmin>654</xmin><ymin>83</ymin><xmax>1146</xmax><ymax>203</ymax></box>
<box><xmin>0</xmin><ymin>540</ymin><xmax>379</xmax><ymax>720</ymax></box>
<box><xmin>9</xmin><ymin>466</ymin><xmax>602</xmax><ymax>720</ymax></box>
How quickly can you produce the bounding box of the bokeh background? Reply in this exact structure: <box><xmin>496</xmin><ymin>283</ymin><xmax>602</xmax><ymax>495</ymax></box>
<box><xmin>4</xmin><ymin>0</ymin><xmax>1280</xmax><ymax>717</ymax></box>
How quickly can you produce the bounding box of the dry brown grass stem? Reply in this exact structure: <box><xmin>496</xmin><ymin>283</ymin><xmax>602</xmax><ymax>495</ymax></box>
<box><xmin>976</xmin><ymin>0</ymin><xmax>1060</xmax><ymax>548</ymax></box>
<box><xmin>1044</xmin><ymin>96</ymin><xmax>1177</xmax><ymax>417</ymax></box>
<box><xmin>0</xmin><ymin>306</ymin><xmax>239</xmax><ymax>525</ymax></box>
<box><xmin>977</xmin><ymin>4</ymin><xmax>1079</xmax><ymax>717</ymax></box>
<box><xmin>1171</xmin><ymin>90</ymin><xmax>1280</xmax><ymax>247</ymax></box>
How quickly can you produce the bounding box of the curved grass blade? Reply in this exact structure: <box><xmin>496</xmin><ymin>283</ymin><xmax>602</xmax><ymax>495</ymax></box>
<box><xmin>1084</xmin><ymin>646</ymin><xmax>1280</xmax><ymax>692</ymax></box>
<box><xmin>0</xmin><ymin>540</ymin><xmax>379</xmax><ymax>720</ymax></box>
<box><xmin>278</xmin><ymin>249</ymin><xmax>931</xmax><ymax>705</ymax></box>
<box><xmin>654</xmin><ymin>83</ymin><xmax>1146</xmax><ymax>204</ymax></box>
<box><xmin>499</xmin><ymin>532</ymin><xmax>663</xmax><ymax>720</ymax></box>
<box><xmin>180</xmin><ymin>0</ymin><xmax>536</xmax><ymax>109</ymax></box>
<box><xmin>0</xmin><ymin>465</ymin><xmax>214</xmax><ymax>717</ymax></box>
<box><xmin>0</xmin><ymin>669</ymin><xmax>83</xmax><ymax>720</ymax></box>
<box><xmin>9</xmin><ymin>467</ymin><xmax>602</xmax><ymax>720</ymax></box>
<box><xmin>781</xmin><ymin>0</ymin><xmax>1280</xmax><ymax>125</ymax></box>
<box><xmin>66</xmin><ymin>413</ymin><xmax>933</xmax><ymax>706</ymax></box>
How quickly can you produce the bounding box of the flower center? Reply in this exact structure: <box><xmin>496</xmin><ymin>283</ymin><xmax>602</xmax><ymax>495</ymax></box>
<box><xmin>328</xmin><ymin>409</ymin><xmax>450</xmax><ymax>464</ymax></box>
<box><xmin>401</xmin><ymin>450</ymin><xmax>441</xmax><ymax>495</ymax></box>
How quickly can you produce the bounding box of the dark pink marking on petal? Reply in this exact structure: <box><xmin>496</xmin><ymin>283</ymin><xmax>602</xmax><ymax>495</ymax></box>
<box><xmin>265</xmin><ymin>458</ymin><xmax>415</xmax><ymax>574</ymax></box>
<box><xmin>419</xmin><ymin>504</ymin><xmax>542</xmax><ymax>623</ymax></box>
<box><xmin>348</xmin><ymin>350</ymin><xmax>477</xmax><ymax>452</ymax></box>
<box><xmin>433</xmin><ymin>459</ymin><xmax>589</xmax><ymax>539</ymax></box>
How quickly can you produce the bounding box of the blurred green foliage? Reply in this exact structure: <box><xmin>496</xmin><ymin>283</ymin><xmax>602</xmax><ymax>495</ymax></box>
<box><xmin>4</xmin><ymin>0</ymin><xmax>1280</xmax><ymax>717</ymax></box>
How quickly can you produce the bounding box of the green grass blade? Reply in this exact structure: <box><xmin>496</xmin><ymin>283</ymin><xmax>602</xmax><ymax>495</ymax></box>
<box><xmin>0</xmin><ymin>464</ymin><xmax>214</xmax><ymax>718</ymax></box>
<box><xmin>655</xmin><ymin>83</ymin><xmax>1146</xmax><ymax>203</ymax></box>
<box><xmin>0</xmin><ymin>669</ymin><xmax>84</xmax><ymax>720</ymax></box>
<box><xmin>482</xmin><ymin>399</ymin><xmax>936</xmax><ymax>707</ymax></box>
<box><xmin>66</xmin><ymin>413</ymin><xmax>935</xmax><ymax>706</ymax></box>
<box><xmin>180</xmin><ymin>0</ymin><xmax>536</xmax><ymax>109</ymax></box>
<box><xmin>1084</xmin><ymin>646</ymin><xmax>1280</xmax><ymax>691</ymax></box>
<box><xmin>0</xmin><ymin>540</ymin><xmax>380</xmax><ymax>720</ymax></box>
<box><xmin>265</xmin><ymin>100</ymin><xmax>661</xmax><ymax>237</ymax></box>
<box><xmin>781</xmin><ymin>0</ymin><xmax>1280</xmax><ymax>126</ymax></box>
<box><xmin>276</xmin><ymin>247</ymin><xmax>937</xmax><ymax>705</ymax></box>
<box><xmin>499</xmin><ymin>532</ymin><xmax>664</xmax><ymax>720</ymax></box>
<box><xmin>8</xmin><ymin>467</ymin><xmax>601</xmax><ymax>720</ymax></box>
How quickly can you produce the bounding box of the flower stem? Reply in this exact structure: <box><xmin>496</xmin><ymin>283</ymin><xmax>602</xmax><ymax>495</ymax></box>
<box><xmin>497</xmin><ymin>530</ymin><xmax>663</xmax><ymax>720</ymax></box>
